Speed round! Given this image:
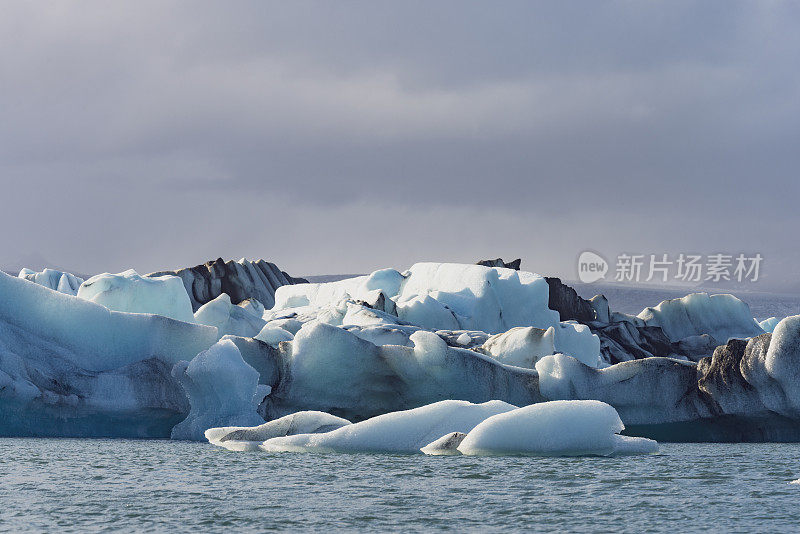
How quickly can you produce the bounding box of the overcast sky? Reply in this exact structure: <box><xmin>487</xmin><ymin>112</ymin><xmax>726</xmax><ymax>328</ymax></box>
<box><xmin>2</xmin><ymin>1</ymin><xmax>798</xmax><ymax>286</ymax></box>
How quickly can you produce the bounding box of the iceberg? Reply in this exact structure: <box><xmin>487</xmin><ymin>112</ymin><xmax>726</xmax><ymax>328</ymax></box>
<box><xmin>260</xmin><ymin>399</ymin><xmax>517</xmax><ymax>453</ymax></box>
<box><xmin>78</xmin><ymin>269</ymin><xmax>196</xmax><ymax>324</ymax></box>
<box><xmin>149</xmin><ymin>257</ymin><xmax>307</xmax><ymax>311</ymax></box>
<box><xmin>171</xmin><ymin>339</ymin><xmax>269</xmax><ymax>441</ymax></box>
<box><xmin>3</xmin><ymin>256</ymin><xmax>798</xmax><ymax>444</ymax></box>
<box><xmin>0</xmin><ymin>271</ymin><xmax>217</xmax><ymax>437</ymax></box>
<box><xmin>194</xmin><ymin>293</ymin><xmax>266</xmax><ymax>339</ymax></box>
<box><xmin>456</xmin><ymin>400</ymin><xmax>658</xmax><ymax>456</ymax></box>
<box><xmin>18</xmin><ymin>267</ymin><xmax>84</xmax><ymax>295</ymax></box>
<box><xmin>212</xmin><ymin>399</ymin><xmax>657</xmax><ymax>457</ymax></box>
<box><xmin>759</xmin><ymin>316</ymin><xmax>781</xmax><ymax>333</ymax></box>
<box><xmin>271</xmin><ymin>262</ymin><xmax>602</xmax><ymax>367</ymax></box>
<box><xmin>205</xmin><ymin>411</ymin><xmax>351</xmax><ymax>451</ymax></box>
<box><xmin>419</xmin><ymin>431</ymin><xmax>467</xmax><ymax>455</ymax></box>
<box><xmin>637</xmin><ymin>292</ymin><xmax>764</xmax><ymax>344</ymax></box>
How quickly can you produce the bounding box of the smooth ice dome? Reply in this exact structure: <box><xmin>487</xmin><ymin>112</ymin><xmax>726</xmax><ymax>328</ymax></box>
<box><xmin>78</xmin><ymin>269</ymin><xmax>195</xmax><ymax>323</ymax></box>
<box><xmin>457</xmin><ymin>400</ymin><xmax>658</xmax><ymax>456</ymax></box>
<box><xmin>260</xmin><ymin>400</ymin><xmax>518</xmax><ymax>454</ymax></box>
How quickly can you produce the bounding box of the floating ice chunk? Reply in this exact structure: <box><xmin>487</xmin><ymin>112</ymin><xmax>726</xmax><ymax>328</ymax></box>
<box><xmin>170</xmin><ymin>339</ymin><xmax>268</xmax><ymax>440</ymax></box>
<box><xmin>457</xmin><ymin>400</ymin><xmax>658</xmax><ymax>456</ymax></box>
<box><xmin>19</xmin><ymin>268</ymin><xmax>84</xmax><ymax>295</ymax></box>
<box><xmin>78</xmin><ymin>269</ymin><xmax>195</xmax><ymax>323</ymax></box>
<box><xmin>260</xmin><ymin>400</ymin><xmax>517</xmax><ymax>453</ymax></box>
<box><xmin>420</xmin><ymin>432</ymin><xmax>467</xmax><ymax>455</ymax></box>
<box><xmin>206</xmin><ymin>411</ymin><xmax>352</xmax><ymax>451</ymax></box>
<box><xmin>482</xmin><ymin>327</ymin><xmax>555</xmax><ymax>369</ymax></box>
<box><xmin>254</xmin><ymin>325</ymin><xmax>294</xmax><ymax>347</ymax></box>
<box><xmin>194</xmin><ymin>293</ymin><xmax>266</xmax><ymax>339</ymax></box>
<box><xmin>638</xmin><ymin>293</ymin><xmax>764</xmax><ymax>343</ymax></box>
<box><xmin>759</xmin><ymin>317</ymin><xmax>781</xmax><ymax>333</ymax></box>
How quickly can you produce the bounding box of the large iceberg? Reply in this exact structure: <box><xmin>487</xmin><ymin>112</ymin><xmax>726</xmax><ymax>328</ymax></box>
<box><xmin>269</xmin><ymin>263</ymin><xmax>602</xmax><ymax>367</ymax></box>
<box><xmin>3</xmin><ymin>256</ymin><xmax>800</xmax><ymax>444</ymax></box>
<box><xmin>0</xmin><ymin>271</ymin><xmax>217</xmax><ymax>437</ymax></box>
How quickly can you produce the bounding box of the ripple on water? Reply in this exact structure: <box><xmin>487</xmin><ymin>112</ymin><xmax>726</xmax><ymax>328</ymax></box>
<box><xmin>0</xmin><ymin>440</ymin><xmax>799</xmax><ymax>532</ymax></box>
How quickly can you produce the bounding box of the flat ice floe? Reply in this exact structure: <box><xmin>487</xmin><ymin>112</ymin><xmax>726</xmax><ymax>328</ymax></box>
<box><xmin>207</xmin><ymin>399</ymin><xmax>657</xmax><ymax>457</ymax></box>
<box><xmin>259</xmin><ymin>400</ymin><xmax>517</xmax><ymax>454</ymax></box>
<box><xmin>206</xmin><ymin>411</ymin><xmax>352</xmax><ymax>451</ymax></box>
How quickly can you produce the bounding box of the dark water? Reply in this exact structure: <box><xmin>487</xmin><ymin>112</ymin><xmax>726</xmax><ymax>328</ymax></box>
<box><xmin>1</xmin><ymin>439</ymin><xmax>799</xmax><ymax>533</ymax></box>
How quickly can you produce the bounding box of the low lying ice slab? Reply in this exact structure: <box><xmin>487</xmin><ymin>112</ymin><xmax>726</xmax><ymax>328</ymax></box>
<box><xmin>211</xmin><ymin>399</ymin><xmax>657</xmax><ymax>457</ymax></box>
<box><xmin>455</xmin><ymin>400</ymin><xmax>658</xmax><ymax>456</ymax></box>
<box><xmin>259</xmin><ymin>400</ymin><xmax>517</xmax><ymax>454</ymax></box>
<box><xmin>205</xmin><ymin>411</ymin><xmax>352</xmax><ymax>451</ymax></box>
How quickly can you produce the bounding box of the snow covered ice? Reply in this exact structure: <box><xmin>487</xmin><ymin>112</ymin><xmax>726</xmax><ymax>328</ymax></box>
<box><xmin>3</xmin><ymin>258</ymin><xmax>800</xmax><ymax>444</ymax></box>
<box><xmin>455</xmin><ymin>400</ymin><xmax>658</xmax><ymax>456</ymax></box>
<box><xmin>207</xmin><ymin>399</ymin><xmax>657</xmax><ymax>457</ymax></box>
<box><xmin>171</xmin><ymin>339</ymin><xmax>268</xmax><ymax>441</ymax></box>
<box><xmin>205</xmin><ymin>411</ymin><xmax>351</xmax><ymax>451</ymax></box>
<box><xmin>78</xmin><ymin>269</ymin><xmax>196</xmax><ymax>323</ymax></box>
<box><xmin>258</xmin><ymin>400</ymin><xmax>517</xmax><ymax>453</ymax></box>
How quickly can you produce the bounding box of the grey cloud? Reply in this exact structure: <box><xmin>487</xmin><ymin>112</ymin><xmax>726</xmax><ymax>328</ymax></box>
<box><xmin>1</xmin><ymin>1</ymin><xmax>798</xmax><ymax>286</ymax></box>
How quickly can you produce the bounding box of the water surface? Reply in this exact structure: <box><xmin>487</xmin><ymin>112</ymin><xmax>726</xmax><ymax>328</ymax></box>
<box><xmin>1</xmin><ymin>439</ymin><xmax>798</xmax><ymax>532</ymax></box>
